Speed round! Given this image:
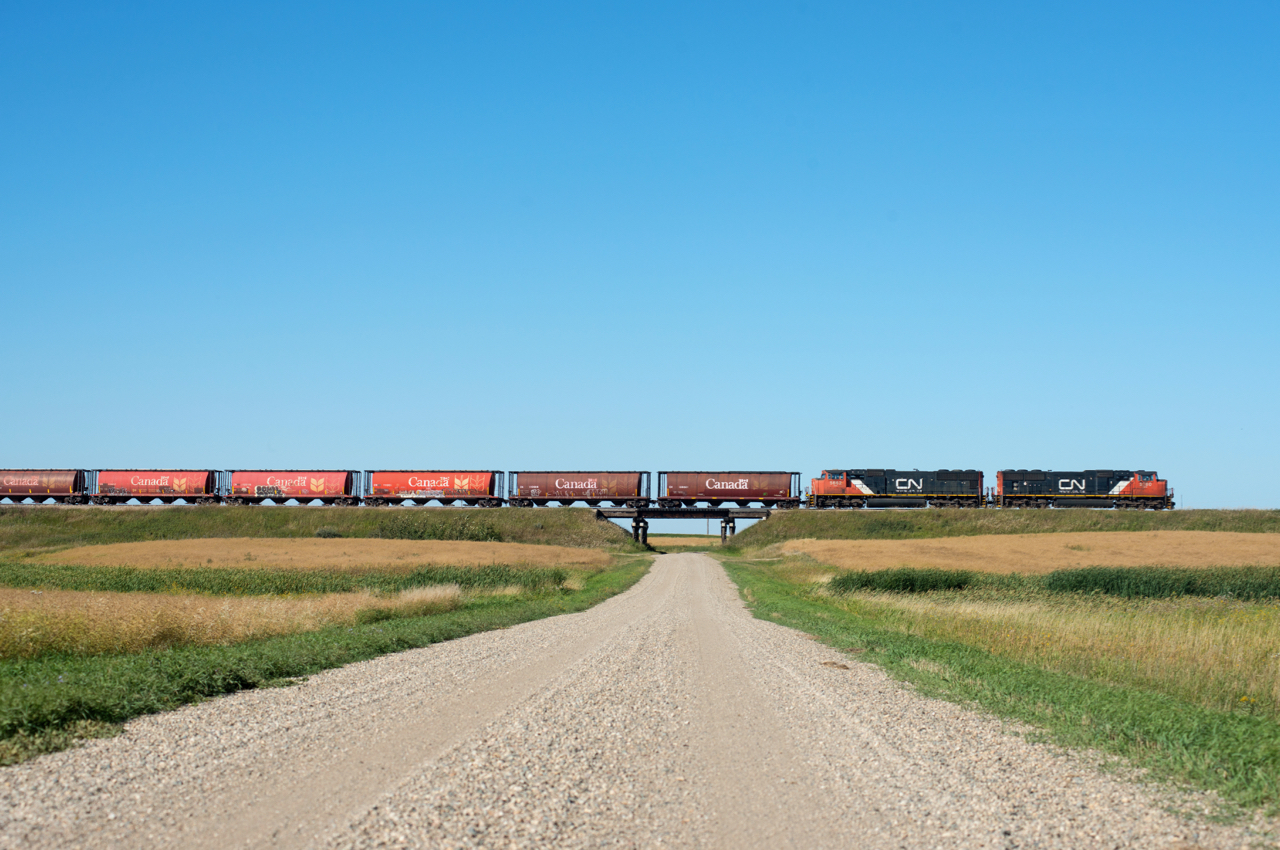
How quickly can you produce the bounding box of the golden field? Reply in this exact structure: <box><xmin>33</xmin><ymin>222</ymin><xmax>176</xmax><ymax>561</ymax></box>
<box><xmin>779</xmin><ymin>530</ymin><xmax>1280</xmax><ymax>574</ymax></box>
<box><xmin>0</xmin><ymin>585</ymin><xmax>461</xmax><ymax>658</ymax></box>
<box><xmin>648</xmin><ymin>536</ymin><xmax>720</xmax><ymax>548</ymax></box>
<box><xmin>37</xmin><ymin>538</ymin><xmax>612</xmax><ymax>572</ymax></box>
<box><xmin>828</xmin><ymin>590</ymin><xmax>1280</xmax><ymax>714</ymax></box>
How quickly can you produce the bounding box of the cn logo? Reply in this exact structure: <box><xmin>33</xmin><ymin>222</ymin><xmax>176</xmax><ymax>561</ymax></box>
<box><xmin>1058</xmin><ymin>479</ymin><xmax>1085</xmax><ymax>491</ymax></box>
<box><xmin>894</xmin><ymin>478</ymin><xmax>923</xmax><ymax>491</ymax></box>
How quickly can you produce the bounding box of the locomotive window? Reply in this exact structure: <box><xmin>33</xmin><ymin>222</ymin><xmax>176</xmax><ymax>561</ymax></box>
<box><xmin>1141</xmin><ymin>473</ymin><xmax>1153</xmax><ymax>481</ymax></box>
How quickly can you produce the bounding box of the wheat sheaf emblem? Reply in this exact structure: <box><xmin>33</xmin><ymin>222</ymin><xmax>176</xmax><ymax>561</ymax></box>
<box><xmin>173</xmin><ymin>478</ymin><xmax>187</xmax><ymax>491</ymax></box>
<box><xmin>311</xmin><ymin>477</ymin><xmax>325</xmax><ymax>492</ymax></box>
<box><xmin>454</xmin><ymin>476</ymin><xmax>470</xmax><ymax>490</ymax></box>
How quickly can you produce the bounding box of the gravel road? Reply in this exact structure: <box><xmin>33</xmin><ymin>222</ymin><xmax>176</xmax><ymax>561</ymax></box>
<box><xmin>1</xmin><ymin>553</ymin><xmax>1273</xmax><ymax>849</ymax></box>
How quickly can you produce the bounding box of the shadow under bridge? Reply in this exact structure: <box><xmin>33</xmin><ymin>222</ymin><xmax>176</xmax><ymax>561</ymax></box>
<box><xmin>594</xmin><ymin>508</ymin><xmax>773</xmax><ymax>545</ymax></box>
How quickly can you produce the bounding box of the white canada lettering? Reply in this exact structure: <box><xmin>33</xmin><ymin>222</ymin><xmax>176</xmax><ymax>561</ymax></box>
<box><xmin>407</xmin><ymin>476</ymin><xmax>451</xmax><ymax>489</ymax></box>
<box><xmin>894</xmin><ymin>478</ymin><xmax>923</xmax><ymax>491</ymax></box>
<box><xmin>706</xmin><ymin>478</ymin><xmax>749</xmax><ymax>489</ymax></box>
<box><xmin>130</xmin><ymin>475</ymin><xmax>170</xmax><ymax>487</ymax></box>
<box><xmin>266</xmin><ymin>476</ymin><xmax>309</xmax><ymax>488</ymax></box>
<box><xmin>554</xmin><ymin>478</ymin><xmax>599</xmax><ymax>489</ymax></box>
<box><xmin>1059</xmin><ymin>479</ymin><xmax>1086</xmax><ymax>491</ymax></box>
<box><xmin>3</xmin><ymin>477</ymin><xmax>40</xmax><ymax>486</ymax></box>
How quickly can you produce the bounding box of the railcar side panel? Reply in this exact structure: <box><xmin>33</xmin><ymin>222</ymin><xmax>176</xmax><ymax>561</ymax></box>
<box><xmin>512</xmin><ymin>472</ymin><xmax>643</xmax><ymax>500</ymax></box>
<box><xmin>97</xmin><ymin>470</ymin><xmax>218</xmax><ymax>498</ymax></box>
<box><xmin>230</xmin><ymin>470</ymin><xmax>355</xmax><ymax>500</ymax></box>
<box><xmin>368</xmin><ymin>471</ymin><xmax>497</xmax><ymax>499</ymax></box>
<box><xmin>663</xmin><ymin>472</ymin><xmax>793</xmax><ymax>501</ymax></box>
<box><xmin>0</xmin><ymin>470</ymin><xmax>84</xmax><ymax>497</ymax></box>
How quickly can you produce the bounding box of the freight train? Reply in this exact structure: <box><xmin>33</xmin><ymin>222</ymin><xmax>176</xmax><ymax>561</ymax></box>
<box><xmin>0</xmin><ymin>467</ymin><xmax>1173</xmax><ymax>509</ymax></box>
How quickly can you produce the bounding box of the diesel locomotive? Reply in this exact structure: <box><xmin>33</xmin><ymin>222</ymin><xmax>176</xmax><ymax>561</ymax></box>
<box><xmin>808</xmin><ymin>469</ymin><xmax>984</xmax><ymax>509</ymax></box>
<box><xmin>996</xmin><ymin>469</ymin><xmax>1173</xmax><ymax>510</ymax></box>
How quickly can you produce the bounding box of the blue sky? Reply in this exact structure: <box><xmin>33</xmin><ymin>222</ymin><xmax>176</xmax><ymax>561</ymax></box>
<box><xmin>2</xmin><ymin>2</ymin><xmax>1277</xmax><ymax>520</ymax></box>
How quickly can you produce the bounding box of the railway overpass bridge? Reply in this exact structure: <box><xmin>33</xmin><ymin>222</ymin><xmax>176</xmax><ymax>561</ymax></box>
<box><xmin>595</xmin><ymin>507</ymin><xmax>772</xmax><ymax>545</ymax></box>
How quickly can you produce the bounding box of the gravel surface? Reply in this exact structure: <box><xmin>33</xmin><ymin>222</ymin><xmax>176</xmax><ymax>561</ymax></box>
<box><xmin>1</xmin><ymin>553</ymin><xmax>1275</xmax><ymax>849</ymax></box>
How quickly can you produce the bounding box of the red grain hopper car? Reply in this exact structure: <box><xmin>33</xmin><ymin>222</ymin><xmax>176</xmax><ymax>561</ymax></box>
<box><xmin>93</xmin><ymin>470</ymin><xmax>228</xmax><ymax>505</ymax></box>
<box><xmin>228</xmin><ymin>470</ymin><xmax>360</xmax><ymax>506</ymax></box>
<box><xmin>0</xmin><ymin>469</ymin><xmax>93</xmax><ymax>504</ymax></box>
<box><xmin>364</xmin><ymin>470</ymin><xmax>504</xmax><ymax>507</ymax></box>
<box><xmin>657</xmin><ymin>471</ymin><xmax>801</xmax><ymax>508</ymax></box>
<box><xmin>507</xmin><ymin>471</ymin><xmax>650</xmax><ymax>508</ymax></box>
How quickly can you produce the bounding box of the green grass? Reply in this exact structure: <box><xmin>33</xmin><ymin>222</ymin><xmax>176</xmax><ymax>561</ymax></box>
<box><xmin>0</xmin><ymin>505</ymin><xmax>639</xmax><ymax>555</ymax></box>
<box><xmin>722</xmin><ymin>556</ymin><xmax>1280</xmax><ymax>814</ymax></box>
<box><xmin>824</xmin><ymin>565</ymin><xmax>1280</xmax><ymax>601</ymax></box>
<box><xmin>375</xmin><ymin>512</ymin><xmax>503</xmax><ymax>542</ymax></box>
<box><xmin>733</xmin><ymin>508</ymin><xmax>1280</xmax><ymax>547</ymax></box>
<box><xmin>0</xmin><ymin>561</ymin><xmax>572</xmax><ymax>595</ymax></box>
<box><xmin>0</xmin><ymin>556</ymin><xmax>650</xmax><ymax>765</ymax></box>
<box><xmin>1043</xmin><ymin>566</ymin><xmax>1280</xmax><ymax>601</ymax></box>
<box><xmin>829</xmin><ymin>567</ymin><xmax>975</xmax><ymax>593</ymax></box>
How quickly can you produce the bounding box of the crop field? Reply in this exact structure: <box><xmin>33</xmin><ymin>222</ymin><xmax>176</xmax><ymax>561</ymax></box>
<box><xmin>32</xmin><ymin>538</ymin><xmax>613</xmax><ymax>572</ymax></box>
<box><xmin>0</xmin><ymin>585</ymin><xmax>462</xmax><ymax>658</ymax></box>
<box><xmin>647</xmin><ymin>535</ymin><xmax>720</xmax><ymax>548</ymax></box>
<box><xmin>0</xmin><ymin>540</ymin><xmax>620</xmax><ymax>660</ymax></box>
<box><xmin>772</xmin><ymin>530</ymin><xmax>1280</xmax><ymax>574</ymax></box>
<box><xmin>823</xmin><ymin>586</ymin><xmax>1280</xmax><ymax>716</ymax></box>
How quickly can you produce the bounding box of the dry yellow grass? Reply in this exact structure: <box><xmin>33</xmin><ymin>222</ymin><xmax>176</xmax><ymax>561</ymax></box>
<box><xmin>38</xmin><ymin>538</ymin><xmax>611</xmax><ymax>573</ymax></box>
<box><xmin>780</xmin><ymin>531</ymin><xmax>1280</xmax><ymax>574</ymax></box>
<box><xmin>833</xmin><ymin>591</ymin><xmax>1280</xmax><ymax>714</ymax></box>
<box><xmin>0</xmin><ymin>585</ymin><xmax>461</xmax><ymax>658</ymax></box>
<box><xmin>648</xmin><ymin>536</ymin><xmax>719</xmax><ymax>548</ymax></box>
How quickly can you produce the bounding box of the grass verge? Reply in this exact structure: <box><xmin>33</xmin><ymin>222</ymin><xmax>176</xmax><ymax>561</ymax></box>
<box><xmin>0</xmin><ymin>556</ymin><xmax>649</xmax><ymax>765</ymax></box>
<box><xmin>721</xmin><ymin>556</ymin><xmax>1280</xmax><ymax>814</ymax></box>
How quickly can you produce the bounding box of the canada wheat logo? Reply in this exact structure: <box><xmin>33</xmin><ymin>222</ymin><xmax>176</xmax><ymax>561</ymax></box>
<box><xmin>311</xmin><ymin>478</ymin><xmax>326</xmax><ymax>493</ymax></box>
<box><xmin>455</xmin><ymin>476</ymin><xmax>471</xmax><ymax>490</ymax></box>
<box><xmin>172</xmin><ymin>478</ymin><xmax>187</xmax><ymax>491</ymax></box>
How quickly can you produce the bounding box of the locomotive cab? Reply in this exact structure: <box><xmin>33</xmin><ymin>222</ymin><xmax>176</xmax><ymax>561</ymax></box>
<box><xmin>1125</xmin><ymin>471</ymin><xmax>1170</xmax><ymax>503</ymax></box>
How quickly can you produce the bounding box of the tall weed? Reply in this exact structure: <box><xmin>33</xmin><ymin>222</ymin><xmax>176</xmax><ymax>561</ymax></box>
<box><xmin>830</xmin><ymin>567</ymin><xmax>974</xmax><ymax>593</ymax></box>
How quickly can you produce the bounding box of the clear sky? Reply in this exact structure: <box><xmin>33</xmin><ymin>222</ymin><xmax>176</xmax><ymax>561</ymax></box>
<box><xmin>2</xmin><ymin>2</ymin><xmax>1277</xmax><ymax>521</ymax></box>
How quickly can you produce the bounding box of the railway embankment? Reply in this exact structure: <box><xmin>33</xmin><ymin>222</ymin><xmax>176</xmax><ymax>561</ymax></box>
<box><xmin>732</xmin><ymin>506</ymin><xmax>1280</xmax><ymax>547</ymax></box>
<box><xmin>0</xmin><ymin>505</ymin><xmax>639</xmax><ymax>557</ymax></box>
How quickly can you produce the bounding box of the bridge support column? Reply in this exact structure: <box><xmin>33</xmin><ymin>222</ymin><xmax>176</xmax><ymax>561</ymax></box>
<box><xmin>720</xmin><ymin>519</ymin><xmax>728</xmax><ymax>543</ymax></box>
<box><xmin>631</xmin><ymin>516</ymin><xmax>649</xmax><ymax>545</ymax></box>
